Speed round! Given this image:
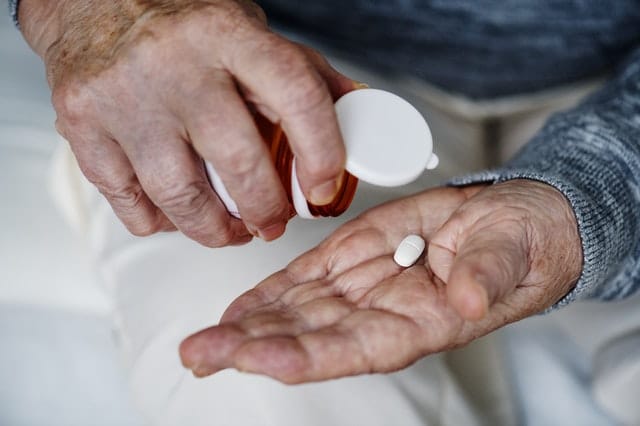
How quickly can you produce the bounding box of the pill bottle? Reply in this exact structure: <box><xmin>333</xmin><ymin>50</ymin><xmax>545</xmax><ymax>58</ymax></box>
<box><xmin>205</xmin><ymin>88</ymin><xmax>439</xmax><ymax>219</ymax></box>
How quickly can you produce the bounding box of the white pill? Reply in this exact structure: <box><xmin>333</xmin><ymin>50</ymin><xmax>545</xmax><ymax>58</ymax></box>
<box><xmin>393</xmin><ymin>235</ymin><xmax>426</xmax><ymax>267</ymax></box>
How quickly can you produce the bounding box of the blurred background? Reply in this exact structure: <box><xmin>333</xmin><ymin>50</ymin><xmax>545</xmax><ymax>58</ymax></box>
<box><xmin>0</xmin><ymin>8</ymin><xmax>143</xmax><ymax>426</ymax></box>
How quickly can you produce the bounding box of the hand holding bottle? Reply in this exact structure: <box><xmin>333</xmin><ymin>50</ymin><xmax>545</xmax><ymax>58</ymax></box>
<box><xmin>18</xmin><ymin>0</ymin><xmax>355</xmax><ymax>246</ymax></box>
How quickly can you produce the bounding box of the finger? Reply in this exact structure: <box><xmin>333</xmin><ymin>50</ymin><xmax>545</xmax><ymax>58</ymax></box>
<box><xmin>186</xmin><ymin>253</ymin><xmax>401</xmax><ymax>377</ymax></box>
<box><xmin>237</xmin><ymin>45</ymin><xmax>357</xmax><ymax>123</ymax></box>
<box><xmin>220</xmin><ymin>256</ymin><xmax>339</xmax><ymax>325</ymax></box>
<box><xmin>220</xmin><ymin>270</ymin><xmax>299</xmax><ymax>323</ymax></box>
<box><xmin>297</xmin><ymin>44</ymin><xmax>360</xmax><ymax>100</ymax></box>
<box><xmin>180</xmin><ymin>311</ymin><xmax>307</xmax><ymax>378</ymax></box>
<box><xmin>233</xmin><ymin>310</ymin><xmax>424</xmax><ymax>383</ymax></box>
<box><xmin>176</xmin><ymin>73</ymin><xmax>289</xmax><ymax>241</ymax></box>
<box><xmin>223</xmin><ymin>247</ymin><xmax>401</xmax><ymax>325</ymax></box>
<box><xmin>247</xmin><ymin>294</ymin><xmax>356</xmax><ymax>341</ymax></box>
<box><xmin>224</xmin><ymin>31</ymin><xmax>346</xmax><ymax>205</ymax></box>
<box><xmin>222</xmin><ymin>227</ymin><xmax>392</xmax><ymax>322</ymax></box>
<box><xmin>62</xmin><ymin>127</ymin><xmax>173</xmax><ymax>235</ymax></box>
<box><xmin>253</xmin><ymin>252</ymin><xmax>401</xmax><ymax>311</ymax></box>
<box><xmin>430</xmin><ymin>217</ymin><xmax>530</xmax><ymax>321</ymax></box>
<box><xmin>287</xmin><ymin>222</ymin><xmax>401</xmax><ymax>284</ymax></box>
<box><xmin>114</xmin><ymin>125</ymin><xmax>252</xmax><ymax>247</ymax></box>
<box><xmin>185</xmin><ymin>257</ymin><xmax>408</xmax><ymax>380</ymax></box>
<box><xmin>183</xmin><ymin>294</ymin><xmax>357</xmax><ymax>378</ymax></box>
<box><xmin>179</xmin><ymin>323</ymin><xmax>246</xmax><ymax>377</ymax></box>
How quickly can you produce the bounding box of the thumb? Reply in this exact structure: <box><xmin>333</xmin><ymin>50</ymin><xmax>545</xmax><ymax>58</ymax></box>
<box><xmin>429</xmin><ymin>219</ymin><xmax>531</xmax><ymax>321</ymax></box>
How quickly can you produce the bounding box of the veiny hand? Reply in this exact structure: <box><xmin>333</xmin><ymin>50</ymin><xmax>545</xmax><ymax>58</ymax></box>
<box><xmin>179</xmin><ymin>180</ymin><xmax>582</xmax><ymax>383</ymax></box>
<box><xmin>19</xmin><ymin>0</ymin><xmax>355</xmax><ymax>246</ymax></box>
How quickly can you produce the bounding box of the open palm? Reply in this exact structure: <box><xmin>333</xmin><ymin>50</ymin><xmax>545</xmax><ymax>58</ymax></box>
<box><xmin>180</xmin><ymin>181</ymin><xmax>581</xmax><ymax>383</ymax></box>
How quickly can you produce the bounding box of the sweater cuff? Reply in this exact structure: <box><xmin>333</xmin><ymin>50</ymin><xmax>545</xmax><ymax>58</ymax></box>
<box><xmin>449</xmin><ymin>166</ymin><xmax>610</xmax><ymax>312</ymax></box>
<box><xmin>449</xmin><ymin>47</ymin><xmax>640</xmax><ymax>312</ymax></box>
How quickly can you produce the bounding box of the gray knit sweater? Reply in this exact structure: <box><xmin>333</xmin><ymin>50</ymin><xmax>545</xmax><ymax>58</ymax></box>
<box><xmin>9</xmin><ymin>0</ymin><xmax>640</xmax><ymax>308</ymax></box>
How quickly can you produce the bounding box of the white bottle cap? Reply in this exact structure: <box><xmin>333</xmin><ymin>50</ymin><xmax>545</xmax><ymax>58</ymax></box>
<box><xmin>206</xmin><ymin>88</ymin><xmax>437</xmax><ymax>219</ymax></box>
<box><xmin>336</xmin><ymin>88</ymin><xmax>437</xmax><ymax>186</ymax></box>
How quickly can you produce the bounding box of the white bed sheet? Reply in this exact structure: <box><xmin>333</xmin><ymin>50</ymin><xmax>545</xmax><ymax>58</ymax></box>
<box><xmin>0</xmin><ymin>10</ymin><xmax>142</xmax><ymax>426</ymax></box>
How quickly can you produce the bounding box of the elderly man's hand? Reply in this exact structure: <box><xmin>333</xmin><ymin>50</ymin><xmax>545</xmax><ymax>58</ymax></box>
<box><xmin>19</xmin><ymin>0</ymin><xmax>354</xmax><ymax>246</ymax></box>
<box><xmin>179</xmin><ymin>180</ymin><xmax>582</xmax><ymax>383</ymax></box>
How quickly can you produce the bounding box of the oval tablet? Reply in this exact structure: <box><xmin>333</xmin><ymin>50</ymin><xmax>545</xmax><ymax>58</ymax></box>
<box><xmin>393</xmin><ymin>235</ymin><xmax>426</xmax><ymax>267</ymax></box>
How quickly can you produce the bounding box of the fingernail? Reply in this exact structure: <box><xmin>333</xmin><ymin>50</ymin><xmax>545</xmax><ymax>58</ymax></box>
<box><xmin>246</xmin><ymin>226</ymin><xmax>260</xmax><ymax>238</ymax></box>
<box><xmin>309</xmin><ymin>178</ymin><xmax>341</xmax><ymax>206</ymax></box>
<box><xmin>257</xmin><ymin>222</ymin><xmax>286</xmax><ymax>241</ymax></box>
<box><xmin>353</xmin><ymin>81</ymin><xmax>369</xmax><ymax>89</ymax></box>
<box><xmin>287</xmin><ymin>205</ymin><xmax>297</xmax><ymax>219</ymax></box>
<box><xmin>191</xmin><ymin>364</ymin><xmax>215</xmax><ymax>378</ymax></box>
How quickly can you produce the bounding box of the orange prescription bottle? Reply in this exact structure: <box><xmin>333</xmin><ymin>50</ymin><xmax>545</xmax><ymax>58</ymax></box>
<box><xmin>205</xmin><ymin>88</ymin><xmax>439</xmax><ymax>220</ymax></box>
<box><xmin>254</xmin><ymin>114</ymin><xmax>360</xmax><ymax>218</ymax></box>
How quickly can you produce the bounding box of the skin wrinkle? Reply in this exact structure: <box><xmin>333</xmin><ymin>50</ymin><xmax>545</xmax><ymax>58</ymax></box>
<box><xmin>467</xmin><ymin>216</ymin><xmax>529</xmax><ymax>285</ymax></box>
<box><xmin>339</xmin><ymin>257</ymin><xmax>401</xmax><ymax>301</ymax></box>
<box><xmin>293</xmin><ymin>297</ymin><xmax>355</xmax><ymax>331</ymax></box>
<box><xmin>412</xmin><ymin>278</ymin><xmax>465</xmax><ymax>349</ymax></box>
<box><xmin>328</xmin><ymin>320</ymin><xmax>375</xmax><ymax>376</ymax></box>
<box><xmin>45</xmin><ymin>1</ymin><xmax>240</xmax><ymax>86</ymax></box>
<box><xmin>180</xmin><ymin>180</ymin><xmax>584</xmax><ymax>382</ymax></box>
<box><xmin>283</xmin><ymin>281</ymin><xmax>338</xmax><ymax>307</ymax></box>
<box><xmin>37</xmin><ymin>1</ymin><xmax>307</xmax><ymax>247</ymax></box>
<box><xmin>325</xmin><ymin>230</ymin><xmax>375</xmax><ymax>278</ymax></box>
<box><xmin>359</xmin><ymin>275</ymin><xmax>446</xmax><ymax>346</ymax></box>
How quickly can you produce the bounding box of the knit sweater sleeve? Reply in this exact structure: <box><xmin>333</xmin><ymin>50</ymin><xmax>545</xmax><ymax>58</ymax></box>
<box><xmin>8</xmin><ymin>0</ymin><xmax>19</xmax><ymax>26</ymax></box>
<box><xmin>451</xmin><ymin>47</ymin><xmax>640</xmax><ymax>309</ymax></box>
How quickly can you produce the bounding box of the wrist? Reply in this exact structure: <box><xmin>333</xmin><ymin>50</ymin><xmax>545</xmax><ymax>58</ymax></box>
<box><xmin>22</xmin><ymin>0</ymin><xmax>144</xmax><ymax>88</ymax></box>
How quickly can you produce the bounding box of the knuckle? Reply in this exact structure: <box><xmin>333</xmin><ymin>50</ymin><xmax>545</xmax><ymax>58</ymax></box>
<box><xmin>301</xmin><ymin>153</ymin><xmax>343</xmax><ymax>179</ymax></box>
<box><xmin>249</xmin><ymin>200</ymin><xmax>288</xmax><ymax>228</ymax></box>
<box><xmin>52</xmin><ymin>84</ymin><xmax>92</xmax><ymax>124</ymax></box>
<box><xmin>99</xmin><ymin>180</ymin><xmax>147</xmax><ymax>211</ymax></box>
<box><xmin>146</xmin><ymin>177</ymin><xmax>242</xmax><ymax>248</ymax></box>
<box><xmin>218</xmin><ymin>146</ymin><xmax>263</xmax><ymax>181</ymax></box>
<box><xmin>154</xmin><ymin>180</ymin><xmax>211</xmax><ymax>218</ymax></box>
<box><xmin>79</xmin><ymin>165</ymin><xmax>103</xmax><ymax>187</ymax></box>
<box><xmin>152</xmin><ymin>180</ymin><xmax>246</xmax><ymax>248</ymax></box>
<box><xmin>73</xmin><ymin>152</ymin><xmax>113</xmax><ymax>186</ymax></box>
<box><xmin>205</xmin><ymin>226</ymin><xmax>237</xmax><ymax>248</ymax></box>
<box><xmin>207</xmin><ymin>2</ymin><xmax>261</xmax><ymax>40</ymax></box>
<box><xmin>96</xmin><ymin>181</ymin><xmax>162</xmax><ymax>236</ymax></box>
<box><xmin>54</xmin><ymin>118</ymin><xmax>73</xmax><ymax>141</ymax></box>
<box><xmin>279</xmin><ymin>58</ymin><xmax>328</xmax><ymax>116</ymax></box>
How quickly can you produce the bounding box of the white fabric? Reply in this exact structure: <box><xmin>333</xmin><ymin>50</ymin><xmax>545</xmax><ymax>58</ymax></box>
<box><xmin>0</xmin><ymin>13</ymin><xmax>110</xmax><ymax>315</ymax></box>
<box><xmin>592</xmin><ymin>326</ymin><xmax>640</xmax><ymax>425</ymax></box>
<box><xmin>0</xmin><ymin>11</ymin><xmax>142</xmax><ymax>426</ymax></box>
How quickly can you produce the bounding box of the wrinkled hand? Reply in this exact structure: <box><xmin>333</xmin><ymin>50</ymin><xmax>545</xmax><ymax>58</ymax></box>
<box><xmin>20</xmin><ymin>0</ymin><xmax>354</xmax><ymax>246</ymax></box>
<box><xmin>180</xmin><ymin>180</ymin><xmax>582</xmax><ymax>383</ymax></box>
